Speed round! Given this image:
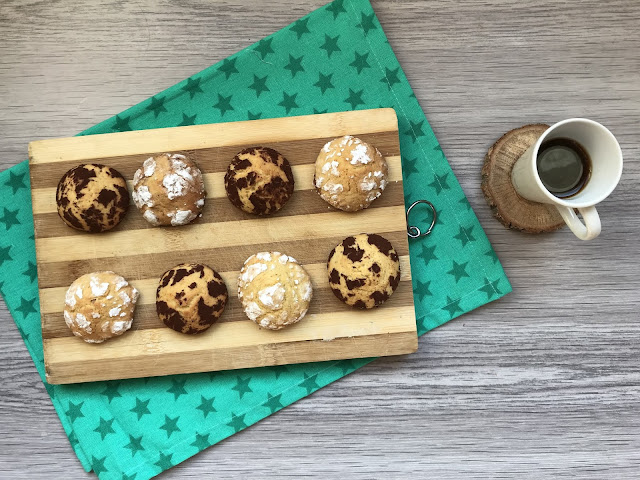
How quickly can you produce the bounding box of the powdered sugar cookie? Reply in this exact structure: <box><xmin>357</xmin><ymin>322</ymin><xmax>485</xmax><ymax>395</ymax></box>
<box><xmin>63</xmin><ymin>271</ymin><xmax>139</xmax><ymax>343</ymax></box>
<box><xmin>237</xmin><ymin>252</ymin><xmax>312</xmax><ymax>330</ymax></box>
<box><xmin>132</xmin><ymin>153</ymin><xmax>206</xmax><ymax>226</ymax></box>
<box><xmin>314</xmin><ymin>136</ymin><xmax>388</xmax><ymax>212</ymax></box>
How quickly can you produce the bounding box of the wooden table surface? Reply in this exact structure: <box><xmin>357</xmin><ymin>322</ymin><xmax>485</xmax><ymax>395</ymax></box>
<box><xmin>1</xmin><ymin>0</ymin><xmax>639</xmax><ymax>478</ymax></box>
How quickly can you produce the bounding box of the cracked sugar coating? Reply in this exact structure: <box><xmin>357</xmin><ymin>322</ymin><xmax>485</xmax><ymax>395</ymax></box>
<box><xmin>314</xmin><ymin>136</ymin><xmax>388</xmax><ymax>212</ymax></box>
<box><xmin>63</xmin><ymin>271</ymin><xmax>139</xmax><ymax>343</ymax></box>
<box><xmin>156</xmin><ymin>263</ymin><xmax>228</xmax><ymax>334</ymax></box>
<box><xmin>327</xmin><ymin>233</ymin><xmax>400</xmax><ymax>309</ymax></box>
<box><xmin>132</xmin><ymin>153</ymin><xmax>206</xmax><ymax>226</ymax></box>
<box><xmin>238</xmin><ymin>252</ymin><xmax>312</xmax><ymax>330</ymax></box>
<box><xmin>224</xmin><ymin>147</ymin><xmax>294</xmax><ymax>215</ymax></box>
<box><xmin>56</xmin><ymin>164</ymin><xmax>129</xmax><ymax>232</ymax></box>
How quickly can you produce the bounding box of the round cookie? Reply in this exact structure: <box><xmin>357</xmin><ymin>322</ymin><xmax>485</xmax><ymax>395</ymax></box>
<box><xmin>327</xmin><ymin>233</ymin><xmax>400</xmax><ymax>309</ymax></box>
<box><xmin>56</xmin><ymin>164</ymin><xmax>129</xmax><ymax>232</ymax></box>
<box><xmin>156</xmin><ymin>263</ymin><xmax>228</xmax><ymax>334</ymax></box>
<box><xmin>224</xmin><ymin>147</ymin><xmax>294</xmax><ymax>215</ymax></box>
<box><xmin>63</xmin><ymin>271</ymin><xmax>139</xmax><ymax>343</ymax></box>
<box><xmin>238</xmin><ymin>252</ymin><xmax>312</xmax><ymax>330</ymax></box>
<box><xmin>314</xmin><ymin>136</ymin><xmax>388</xmax><ymax>212</ymax></box>
<box><xmin>132</xmin><ymin>153</ymin><xmax>206</xmax><ymax>226</ymax></box>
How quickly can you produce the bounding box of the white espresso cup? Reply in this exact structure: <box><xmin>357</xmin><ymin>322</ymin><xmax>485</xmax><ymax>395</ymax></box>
<box><xmin>511</xmin><ymin>118</ymin><xmax>623</xmax><ymax>240</ymax></box>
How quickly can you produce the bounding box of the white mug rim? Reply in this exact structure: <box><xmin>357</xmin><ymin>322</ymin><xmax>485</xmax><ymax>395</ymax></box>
<box><xmin>531</xmin><ymin>118</ymin><xmax>623</xmax><ymax>208</ymax></box>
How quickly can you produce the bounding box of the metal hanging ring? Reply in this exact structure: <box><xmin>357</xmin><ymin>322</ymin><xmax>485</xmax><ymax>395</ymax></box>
<box><xmin>406</xmin><ymin>200</ymin><xmax>437</xmax><ymax>238</ymax></box>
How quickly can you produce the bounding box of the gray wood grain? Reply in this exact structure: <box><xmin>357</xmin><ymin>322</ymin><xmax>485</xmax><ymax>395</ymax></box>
<box><xmin>1</xmin><ymin>0</ymin><xmax>639</xmax><ymax>478</ymax></box>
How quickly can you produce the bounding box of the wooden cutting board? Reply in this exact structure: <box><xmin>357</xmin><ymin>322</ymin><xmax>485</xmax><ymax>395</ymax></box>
<box><xmin>28</xmin><ymin>108</ymin><xmax>418</xmax><ymax>385</ymax></box>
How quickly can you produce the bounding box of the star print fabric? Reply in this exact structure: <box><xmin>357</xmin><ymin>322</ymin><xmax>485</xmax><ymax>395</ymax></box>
<box><xmin>0</xmin><ymin>0</ymin><xmax>510</xmax><ymax>478</ymax></box>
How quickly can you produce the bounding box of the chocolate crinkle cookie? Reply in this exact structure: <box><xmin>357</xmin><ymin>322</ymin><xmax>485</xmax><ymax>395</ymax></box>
<box><xmin>56</xmin><ymin>164</ymin><xmax>129</xmax><ymax>232</ymax></box>
<box><xmin>224</xmin><ymin>147</ymin><xmax>294</xmax><ymax>215</ymax></box>
<box><xmin>132</xmin><ymin>153</ymin><xmax>206</xmax><ymax>226</ymax></box>
<box><xmin>156</xmin><ymin>263</ymin><xmax>228</xmax><ymax>334</ymax></box>
<box><xmin>327</xmin><ymin>233</ymin><xmax>400</xmax><ymax>309</ymax></box>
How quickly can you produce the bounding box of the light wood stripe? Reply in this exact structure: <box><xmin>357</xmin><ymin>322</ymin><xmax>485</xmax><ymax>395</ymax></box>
<box><xmin>36</xmin><ymin>205</ymin><xmax>407</xmax><ymax>263</ymax></box>
<box><xmin>35</xmin><ymin>229</ymin><xmax>410</xmax><ymax>289</ymax></box>
<box><xmin>29</xmin><ymin>108</ymin><xmax>398</xmax><ymax>164</ymax></box>
<box><xmin>38</xmin><ymin>256</ymin><xmax>412</xmax><ymax>315</ymax></box>
<box><xmin>43</xmin><ymin>306</ymin><xmax>419</xmax><ymax>384</ymax></box>
<box><xmin>30</xmin><ymin>156</ymin><xmax>403</xmax><ymax>215</ymax></box>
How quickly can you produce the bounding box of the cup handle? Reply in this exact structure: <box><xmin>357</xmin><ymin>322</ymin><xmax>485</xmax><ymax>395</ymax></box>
<box><xmin>555</xmin><ymin>205</ymin><xmax>601</xmax><ymax>240</ymax></box>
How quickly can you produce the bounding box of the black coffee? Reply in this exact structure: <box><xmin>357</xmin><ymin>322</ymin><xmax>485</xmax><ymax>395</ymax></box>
<box><xmin>537</xmin><ymin>137</ymin><xmax>591</xmax><ymax>198</ymax></box>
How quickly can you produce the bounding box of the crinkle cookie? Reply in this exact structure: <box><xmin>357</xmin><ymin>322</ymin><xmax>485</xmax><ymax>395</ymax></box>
<box><xmin>56</xmin><ymin>164</ymin><xmax>129</xmax><ymax>232</ymax></box>
<box><xmin>314</xmin><ymin>136</ymin><xmax>388</xmax><ymax>212</ymax></box>
<box><xmin>238</xmin><ymin>252</ymin><xmax>312</xmax><ymax>330</ymax></box>
<box><xmin>224</xmin><ymin>147</ymin><xmax>294</xmax><ymax>215</ymax></box>
<box><xmin>327</xmin><ymin>233</ymin><xmax>400</xmax><ymax>309</ymax></box>
<box><xmin>156</xmin><ymin>263</ymin><xmax>228</xmax><ymax>334</ymax></box>
<box><xmin>132</xmin><ymin>153</ymin><xmax>206</xmax><ymax>226</ymax></box>
<box><xmin>63</xmin><ymin>271</ymin><xmax>139</xmax><ymax>343</ymax></box>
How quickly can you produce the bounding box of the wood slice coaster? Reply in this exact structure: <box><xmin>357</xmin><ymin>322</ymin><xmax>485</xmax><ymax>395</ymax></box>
<box><xmin>481</xmin><ymin>124</ymin><xmax>565</xmax><ymax>233</ymax></box>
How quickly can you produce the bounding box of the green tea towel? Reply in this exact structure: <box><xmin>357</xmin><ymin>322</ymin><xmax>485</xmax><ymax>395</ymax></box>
<box><xmin>0</xmin><ymin>0</ymin><xmax>511</xmax><ymax>478</ymax></box>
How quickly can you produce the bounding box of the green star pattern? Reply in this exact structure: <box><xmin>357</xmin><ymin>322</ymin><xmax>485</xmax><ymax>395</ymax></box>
<box><xmin>278</xmin><ymin>91</ymin><xmax>299</xmax><ymax>114</ymax></box>
<box><xmin>248</xmin><ymin>74</ymin><xmax>270</xmax><ymax>97</ymax></box>
<box><xmin>320</xmin><ymin>34</ymin><xmax>341</xmax><ymax>57</ymax></box>
<box><xmin>145</xmin><ymin>96</ymin><xmax>167</xmax><ymax>118</ymax></box>
<box><xmin>4</xmin><ymin>171</ymin><xmax>26</xmax><ymax>194</ymax></box>
<box><xmin>160</xmin><ymin>415</ymin><xmax>181</xmax><ymax>438</ymax></box>
<box><xmin>227</xmin><ymin>413</ymin><xmax>248</xmax><ymax>432</ymax></box>
<box><xmin>429</xmin><ymin>172</ymin><xmax>450</xmax><ymax>195</ymax></box>
<box><xmin>380</xmin><ymin>67</ymin><xmax>401</xmax><ymax>89</ymax></box>
<box><xmin>0</xmin><ymin>2</ymin><xmax>510</xmax><ymax>479</ymax></box>
<box><xmin>182</xmin><ymin>77</ymin><xmax>204</xmax><ymax>99</ymax></box>
<box><xmin>231</xmin><ymin>376</ymin><xmax>253</xmax><ymax>399</ymax></box>
<box><xmin>314</xmin><ymin>72</ymin><xmax>335</xmax><ymax>94</ymax></box>
<box><xmin>253</xmin><ymin>38</ymin><xmax>274</xmax><ymax>59</ymax></box>
<box><xmin>344</xmin><ymin>88</ymin><xmax>365</xmax><ymax>109</ymax></box>
<box><xmin>290</xmin><ymin>18</ymin><xmax>311</xmax><ymax>39</ymax></box>
<box><xmin>0</xmin><ymin>207</ymin><xmax>20</xmax><ymax>230</ymax></box>
<box><xmin>178</xmin><ymin>113</ymin><xmax>197</xmax><ymax>126</ymax></box>
<box><xmin>0</xmin><ymin>245</ymin><xmax>11</xmax><ymax>267</ymax></box>
<box><xmin>196</xmin><ymin>395</ymin><xmax>217</xmax><ymax>418</ymax></box>
<box><xmin>190</xmin><ymin>432</ymin><xmax>211</xmax><ymax>452</ymax></box>
<box><xmin>264</xmin><ymin>393</ymin><xmax>284</xmax><ymax>413</ymax></box>
<box><xmin>453</xmin><ymin>225</ymin><xmax>476</xmax><ymax>247</ymax></box>
<box><xmin>166</xmin><ymin>379</ymin><xmax>188</xmax><ymax>400</ymax></box>
<box><xmin>218</xmin><ymin>58</ymin><xmax>239</xmax><ymax>79</ymax></box>
<box><xmin>112</xmin><ymin>115</ymin><xmax>131</xmax><ymax>132</ymax></box>
<box><xmin>94</xmin><ymin>417</ymin><xmax>116</xmax><ymax>441</ymax></box>
<box><xmin>130</xmin><ymin>397</ymin><xmax>151</xmax><ymax>420</ymax></box>
<box><xmin>66</xmin><ymin>401</ymin><xmax>85</xmax><ymax>424</ymax></box>
<box><xmin>213</xmin><ymin>94</ymin><xmax>234</xmax><ymax>116</ymax></box>
<box><xmin>101</xmin><ymin>381</ymin><xmax>122</xmax><ymax>403</ymax></box>
<box><xmin>124</xmin><ymin>434</ymin><xmax>145</xmax><ymax>457</ymax></box>
<box><xmin>15</xmin><ymin>296</ymin><xmax>37</xmax><ymax>318</ymax></box>
<box><xmin>349</xmin><ymin>51</ymin><xmax>370</xmax><ymax>74</ymax></box>
<box><xmin>284</xmin><ymin>54</ymin><xmax>305</xmax><ymax>78</ymax></box>
<box><xmin>22</xmin><ymin>261</ymin><xmax>37</xmax><ymax>283</ymax></box>
<box><xmin>92</xmin><ymin>456</ymin><xmax>108</xmax><ymax>475</ymax></box>
<box><xmin>154</xmin><ymin>452</ymin><xmax>174</xmax><ymax>470</ymax></box>
<box><xmin>447</xmin><ymin>260</ymin><xmax>470</xmax><ymax>283</ymax></box>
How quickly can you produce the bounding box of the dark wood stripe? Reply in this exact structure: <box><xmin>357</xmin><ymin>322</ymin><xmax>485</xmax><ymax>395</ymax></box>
<box><xmin>34</xmin><ymin>182</ymin><xmax>406</xmax><ymax>238</ymax></box>
<box><xmin>29</xmin><ymin>131</ymin><xmax>400</xmax><ymax>189</ymax></box>
<box><xmin>36</xmin><ymin>230</ymin><xmax>409</xmax><ymax>289</ymax></box>
<box><xmin>41</xmin><ymin>280</ymin><xmax>414</xmax><ymax>339</ymax></box>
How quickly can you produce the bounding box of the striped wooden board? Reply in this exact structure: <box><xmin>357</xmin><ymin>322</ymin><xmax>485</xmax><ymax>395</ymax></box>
<box><xmin>28</xmin><ymin>108</ymin><xmax>418</xmax><ymax>385</ymax></box>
